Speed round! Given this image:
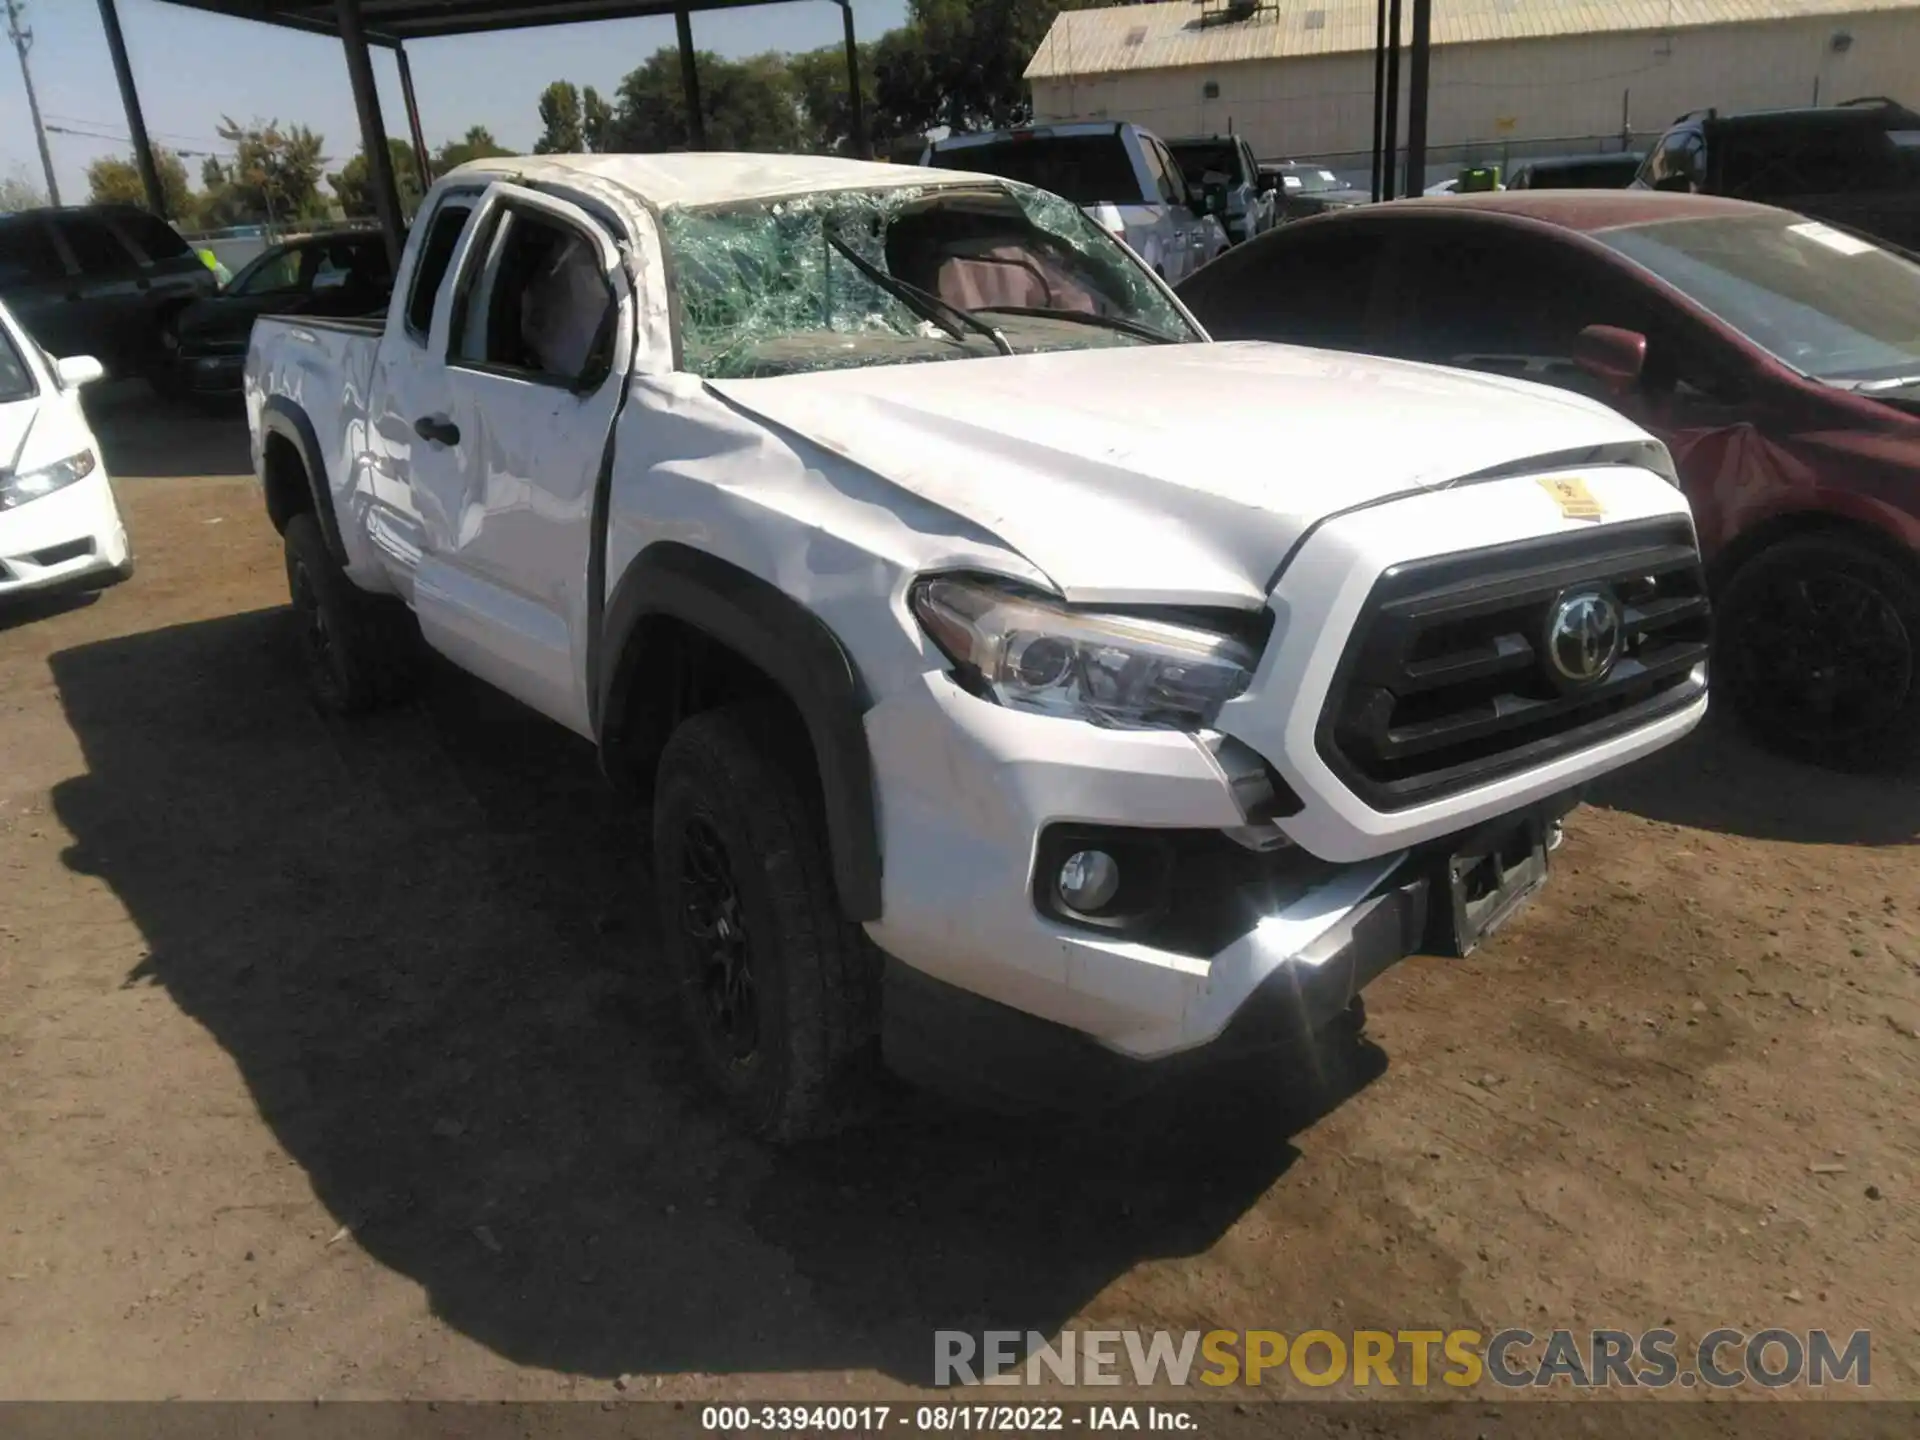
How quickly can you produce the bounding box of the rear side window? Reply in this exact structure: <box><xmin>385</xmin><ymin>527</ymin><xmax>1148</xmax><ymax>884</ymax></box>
<box><xmin>406</xmin><ymin>198</ymin><xmax>476</xmax><ymax>340</ymax></box>
<box><xmin>449</xmin><ymin>207</ymin><xmax>613</xmax><ymax>389</ymax></box>
<box><xmin>108</xmin><ymin>210</ymin><xmax>190</xmax><ymax>262</ymax></box>
<box><xmin>930</xmin><ymin>133</ymin><xmax>1143</xmax><ymax>207</ymax></box>
<box><xmin>1718</xmin><ymin>121</ymin><xmax>1899</xmax><ymax>197</ymax></box>
<box><xmin>0</xmin><ymin>219</ymin><xmax>66</xmax><ymax>285</ymax></box>
<box><xmin>1143</xmin><ymin>139</ymin><xmax>1184</xmax><ymax>204</ymax></box>
<box><xmin>56</xmin><ymin>215</ymin><xmax>137</xmax><ymax>275</ymax></box>
<box><xmin>1180</xmin><ymin>226</ymin><xmax>1386</xmax><ymax>348</ymax></box>
<box><xmin>1167</xmin><ymin>141</ymin><xmax>1238</xmax><ymax>187</ymax></box>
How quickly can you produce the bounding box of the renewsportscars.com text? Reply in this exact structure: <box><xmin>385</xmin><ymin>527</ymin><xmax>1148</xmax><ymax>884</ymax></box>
<box><xmin>934</xmin><ymin>1327</ymin><xmax>1871</xmax><ymax>1390</ymax></box>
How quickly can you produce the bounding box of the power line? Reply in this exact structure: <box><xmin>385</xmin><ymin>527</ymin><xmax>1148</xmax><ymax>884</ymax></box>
<box><xmin>44</xmin><ymin>110</ymin><xmax>229</xmax><ymax>151</ymax></box>
<box><xmin>43</xmin><ymin>123</ymin><xmax>233</xmax><ymax>161</ymax></box>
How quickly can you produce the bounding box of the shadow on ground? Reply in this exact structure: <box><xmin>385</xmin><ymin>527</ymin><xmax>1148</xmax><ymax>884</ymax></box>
<box><xmin>0</xmin><ymin>590</ymin><xmax>99</xmax><ymax>634</ymax></box>
<box><xmin>1588</xmin><ymin>710</ymin><xmax>1918</xmax><ymax>847</ymax></box>
<box><xmin>83</xmin><ymin>380</ymin><xmax>249</xmax><ymax>480</ymax></box>
<box><xmin>47</xmin><ymin>607</ymin><xmax>1379</xmax><ymax>1383</ymax></box>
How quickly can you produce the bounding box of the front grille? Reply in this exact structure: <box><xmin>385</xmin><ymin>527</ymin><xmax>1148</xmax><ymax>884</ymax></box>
<box><xmin>1319</xmin><ymin>517</ymin><xmax>1710</xmax><ymax>810</ymax></box>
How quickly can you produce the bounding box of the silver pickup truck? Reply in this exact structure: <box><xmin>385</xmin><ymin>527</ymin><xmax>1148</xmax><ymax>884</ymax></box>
<box><xmin>924</xmin><ymin>122</ymin><xmax>1231</xmax><ymax>282</ymax></box>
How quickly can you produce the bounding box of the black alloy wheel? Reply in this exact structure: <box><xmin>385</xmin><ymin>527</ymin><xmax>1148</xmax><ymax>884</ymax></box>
<box><xmin>1717</xmin><ymin>533</ymin><xmax>1920</xmax><ymax>770</ymax></box>
<box><xmin>679</xmin><ymin>813</ymin><xmax>759</xmax><ymax>1064</ymax></box>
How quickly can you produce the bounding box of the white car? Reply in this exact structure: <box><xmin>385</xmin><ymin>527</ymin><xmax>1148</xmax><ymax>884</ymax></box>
<box><xmin>0</xmin><ymin>301</ymin><xmax>129</xmax><ymax>602</ymax></box>
<box><xmin>244</xmin><ymin>155</ymin><xmax>1707</xmax><ymax>1140</ymax></box>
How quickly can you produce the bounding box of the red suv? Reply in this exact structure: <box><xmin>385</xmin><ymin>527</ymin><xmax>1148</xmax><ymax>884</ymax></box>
<box><xmin>1178</xmin><ymin>191</ymin><xmax>1920</xmax><ymax>770</ymax></box>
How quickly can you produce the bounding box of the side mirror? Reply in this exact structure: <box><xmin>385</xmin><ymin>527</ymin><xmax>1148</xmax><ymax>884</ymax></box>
<box><xmin>1652</xmin><ymin>173</ymin><xmax>1694</xmax><ymax>193</ymax></box>
<box><xmin>55</xmin><ymin>354</ymin><xmax>106</xmax><ymax>389</ymax></box>
<box><xmin>1572</xmin><ymin>324</ymin><xmax>1647</xmax><ymax>393</ymax></box>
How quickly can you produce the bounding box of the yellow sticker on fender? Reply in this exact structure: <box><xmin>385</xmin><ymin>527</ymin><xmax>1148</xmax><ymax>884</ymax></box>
<box><xmin>1538</xmin><ymin>476</ymin><xmax>1604</xmax><ymax>521</ymax></box>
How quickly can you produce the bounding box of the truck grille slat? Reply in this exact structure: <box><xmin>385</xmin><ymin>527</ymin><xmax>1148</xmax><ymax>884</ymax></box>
<box><xmin>1318</xmin><ymin>518</ymin><xmax>1710</xmax><ymax>810</ymax></box>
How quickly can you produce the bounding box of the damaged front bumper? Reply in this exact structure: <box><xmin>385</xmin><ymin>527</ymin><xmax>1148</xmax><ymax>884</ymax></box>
<box><xmin>864</xmin><ymin>671</ymin><xmax>1578</xmax><ymax>1096</ymax></box>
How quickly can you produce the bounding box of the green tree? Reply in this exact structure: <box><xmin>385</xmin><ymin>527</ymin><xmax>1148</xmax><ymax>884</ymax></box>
<box><xmin>878</xmin><ymin>0</ymin><xmax>1129</xmax><ymax>137</ymax></box>
<box><xmin>0</xmin><ymin>172</ymin><xmax>44</xmax><ymax>214</ymax></box>
<box><xmin>789</xmin><ymin>42</ymin><xmax>876</xmax><ymax>155</ymax></box>
<box><xmin>85</xmin><ymin>145</ymin><xmax>195</xmax><ymax>217</ymax></box>
<box><xmin>602</xmin><ymin>47</ymin><xmax>803</xmax><ymax>154</ymax></box>
<box><xmin>583</xmin><ymin>85</ymin><xmax>613</xmax><ymax>152</ymax></box>
<box><xmin>433</xmin><ymin>125</ymin><xmax>512</xmax><ymax>172</ymax></box>
<box><xmin>328</xmin><ymin>137</ymin><xmax>423</xmax><ymax>219</ymax></box>
<box><xmin>535</xmin><ymin>80</ymin><xmax>583</xmax><ymax>153</ymax></box>
<box><xmin>203</xmin><ymin>117</ymin><xmax>329</xmax><ymax>226</ymax></box>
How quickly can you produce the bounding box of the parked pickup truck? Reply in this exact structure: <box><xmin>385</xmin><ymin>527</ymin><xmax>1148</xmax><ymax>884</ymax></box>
<box><xmin>246</xmin><ymin>154</ymin><xmax>1709</xmax><ymax>1139</ymax></box>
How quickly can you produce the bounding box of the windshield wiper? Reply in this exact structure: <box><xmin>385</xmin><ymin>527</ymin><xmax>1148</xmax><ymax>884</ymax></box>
<box><xmin>972</xmin><ymin>305</ymin><xmax>1183</xmax><ymax>345</ymax></box>
<box><xmin>822</xmin><ymin>230</ymin><xmax>1014</xmax><ymax>356</ymax></box>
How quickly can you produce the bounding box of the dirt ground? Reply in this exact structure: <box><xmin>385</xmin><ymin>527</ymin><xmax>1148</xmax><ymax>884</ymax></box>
<box><xmin>1</xmin><ymin>386</ymin><xmax>1916</xmax><ymax>1409</ymax></box>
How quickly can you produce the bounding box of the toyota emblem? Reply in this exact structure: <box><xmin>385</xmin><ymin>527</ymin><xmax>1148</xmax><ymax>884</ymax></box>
<box><xmin>1545</xmin><ymin>589</ymin><xmax>1623</xmax><ymax>685</ymax></box>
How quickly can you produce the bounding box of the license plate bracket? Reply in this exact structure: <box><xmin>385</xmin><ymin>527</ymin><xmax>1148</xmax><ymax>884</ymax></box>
<box><xmin>1437</xmin><ymin>816</ymin><xmax>1549</xmax><ymax>957</ymax></box>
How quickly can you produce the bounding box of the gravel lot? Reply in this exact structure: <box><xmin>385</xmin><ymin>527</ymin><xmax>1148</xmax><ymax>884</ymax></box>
<box><xmin>1</xmin><ymin>390</ymin><xmax>1915</xmax><ymax>1413</ymax></box>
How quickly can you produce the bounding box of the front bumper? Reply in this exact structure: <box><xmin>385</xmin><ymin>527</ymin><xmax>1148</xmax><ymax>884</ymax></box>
<box><xmin>0</xmin><ymin>470</ymin><xmax>132</xmax><ymax>600</ymax></box>
<box><xmin>864</xmin><ymin>465</ymin><xmax>1705</xmax><ymax>1069</ymax></box>
<box><xmin>881</xmin><ymin>864</ymin><xmax>1430</xmax><ymax>1112</ymax></box>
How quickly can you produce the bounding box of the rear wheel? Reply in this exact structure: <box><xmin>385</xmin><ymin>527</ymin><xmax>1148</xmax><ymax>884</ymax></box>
<box><xmin>1715</xmin><ymin>532</ymin><xmax>1920</xmax><ymax>771</ymax></box>
<box><xmin>283</xmin><ymin>513</ymin><xmax>416</xmax><ymax>715</ymax></box>
<box><xmin>651</xmin><ymin>702</ymin><xmax>880</xmax><ymax>1142</ymax></box>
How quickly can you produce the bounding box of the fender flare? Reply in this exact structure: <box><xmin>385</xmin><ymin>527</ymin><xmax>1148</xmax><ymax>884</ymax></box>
<box><xmin>596</xmin><ymin>542</ymin><xmax>882</xmax><ymax>923</ymax></box>
<box><xmin>258</xmin><ymin>396</ymin><xmax>348</xmax><ymax>566</ymax></box>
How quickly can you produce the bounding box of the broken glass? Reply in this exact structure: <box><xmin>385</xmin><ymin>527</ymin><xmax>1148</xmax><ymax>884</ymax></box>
<box><xmin>659</xmin><ymin>180</ymin><xmax>1196</xmax><ymax>380</ymax></box>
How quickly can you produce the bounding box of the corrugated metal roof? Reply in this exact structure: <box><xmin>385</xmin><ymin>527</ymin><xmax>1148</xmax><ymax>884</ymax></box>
<box><xmin>1026</xmin><ymin>0</ymin><xmax>1920</xmax><ymax>79</ymax></box>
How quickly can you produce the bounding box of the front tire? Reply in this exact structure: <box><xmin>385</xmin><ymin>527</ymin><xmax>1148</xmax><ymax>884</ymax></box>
<box><xmin>651</xmin><ymin>703</ymin><xmax>880</xmax><ymax>1142</ymax></box>
<box><xmin>1715</xmin><ymin>532</ymin><xmax>1920</xmax><ymax>771</ymax></box>
<box><xmin>283</xmin><ymin>512</ymin><xmax>415</xmax><ymax>716</ymax></box>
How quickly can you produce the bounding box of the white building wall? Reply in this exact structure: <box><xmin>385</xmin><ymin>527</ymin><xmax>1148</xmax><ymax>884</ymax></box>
<box><xmin>1032</xmin><ymin>10</ymin><xmax>1920</xmax><ymax>163</ymax></box>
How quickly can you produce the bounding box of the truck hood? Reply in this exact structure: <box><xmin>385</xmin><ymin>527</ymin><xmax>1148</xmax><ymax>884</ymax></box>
<box><xmin>705</xmin><ymin>341</ymin><xmax>1656</xmax><ymax>607</ymax></box>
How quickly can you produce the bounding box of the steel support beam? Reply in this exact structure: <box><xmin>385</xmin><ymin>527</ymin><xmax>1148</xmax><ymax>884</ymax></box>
<box><xmin>97</xmin><ymin>0</ymin><xmax>167</xmax><ymax>216</ymax></box>
<box><xmin>336</xmin><ymin>0</ymin><xmax>404</xmax><ymax>265</ymax></box>
<box><xmin>1405</xmin><ymin>0</ymin><xmax>1432</xmax><ymax>199</ymax></box>
<box><xmin>676</xmin><ymin>4</ymin><xmax>705</xmax><ymax>149</ymax></box>
<box><xmin>838</xmin><ymin>0</ymin><xmax>867</xmax><ymax>158</ymax></box>
<box><xmin>1383</xmin><ymin>0</ymin><xmax>1402</xmax><ymax>198</ymax></box>
<box><xmin>1370</xmin><ymin>0</ymin><xmax>1387</xmax><ymax>202</ymax></box>
<box><xmin>395</xmin><ymin>41</ymin><xmax>433</xmax><ymax>189</ymax></box>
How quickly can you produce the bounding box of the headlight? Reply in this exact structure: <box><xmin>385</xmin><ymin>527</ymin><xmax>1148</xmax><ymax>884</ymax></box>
<box><xmin>911</xmin><ymin>574</ymin><xmax>1258</xmax><ymax>731</ymax></box>
<box><xmin>0</xmin><ymin>450</ymin><xmax>96</xmax><ymax>512</ymax></box>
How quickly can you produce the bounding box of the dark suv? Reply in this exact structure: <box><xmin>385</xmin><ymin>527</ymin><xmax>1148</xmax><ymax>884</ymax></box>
<box><xmin>1633</xmin><ymin>97</ymin><xmax>1920</xmax><ymax>248</ymax></box>
<box><xmin>0</xmin><ymin>204</ymin><xmax>217</xmax><ymax>382</ymax></box>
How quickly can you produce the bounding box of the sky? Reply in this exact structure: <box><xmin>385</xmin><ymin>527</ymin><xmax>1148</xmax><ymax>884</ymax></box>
<box><xmin>0</xmin><ymin>0</ymin><xmax>912</xmax><ymax>205</ymax></box>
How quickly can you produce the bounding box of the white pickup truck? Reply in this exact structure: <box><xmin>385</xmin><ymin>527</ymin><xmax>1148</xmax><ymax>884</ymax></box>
<box><xmin>245</xmin><ymin>153</ymin><xmax>1710</xmax><ymax>1139</ymax></box>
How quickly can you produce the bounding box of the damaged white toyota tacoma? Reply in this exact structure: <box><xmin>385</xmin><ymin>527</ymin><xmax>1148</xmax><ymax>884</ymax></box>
<box><xmin>245</xmin><ymin>154</ymin><xmax>1710</xmax><ymax>1138</ymax></box>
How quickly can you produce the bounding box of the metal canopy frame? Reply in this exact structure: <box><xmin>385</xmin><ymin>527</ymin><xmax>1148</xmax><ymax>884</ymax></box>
<box><xmin>1370</xmin><ymin>0</ymin><xmax>1434</xmax><ymax>201</ymax></box>
<box><xmin>101</xmin><ymin>0</ymin><xmax>870</xmax><ymax>263</ymax></box>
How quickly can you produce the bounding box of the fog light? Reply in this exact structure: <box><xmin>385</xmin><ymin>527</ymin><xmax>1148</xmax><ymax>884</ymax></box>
<box><xmin>1056</xmin><ymin>849</ymin><xmax>1120</xmax><ymax>914</ymax></box>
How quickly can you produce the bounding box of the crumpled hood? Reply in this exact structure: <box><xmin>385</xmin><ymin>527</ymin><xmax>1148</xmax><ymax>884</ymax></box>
<box><xmin>706</xmin><ymin>341</ymin><xmax>1656</xmax><ymax>606</ymax></box>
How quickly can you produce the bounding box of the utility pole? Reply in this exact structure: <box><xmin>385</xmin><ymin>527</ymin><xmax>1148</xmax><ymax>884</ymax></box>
<box><xmin>5</xmin><ymin>0</ymin><xmax>60</xmax><ymax>206</ymax></box>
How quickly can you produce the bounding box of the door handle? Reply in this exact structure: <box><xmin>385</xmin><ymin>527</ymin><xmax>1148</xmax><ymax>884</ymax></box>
<box><xmin>414</xmin><ymin>415</ymin><xmax>460</xmax><ymax>446</ymax></box>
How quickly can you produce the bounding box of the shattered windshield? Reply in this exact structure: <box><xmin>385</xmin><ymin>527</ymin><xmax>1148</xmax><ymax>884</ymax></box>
<box><xmin>660</xmin><ymin>181</ymin><xmax>1198</xmax><ymax>380</ymax></box>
